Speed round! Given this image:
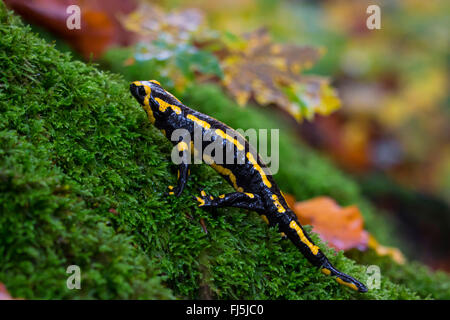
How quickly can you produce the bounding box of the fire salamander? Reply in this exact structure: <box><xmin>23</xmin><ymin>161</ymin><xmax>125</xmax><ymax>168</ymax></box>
<box><xmin>130</xmin><ymin>80</ymin><xmax>368</xmax><ymax>293</ymax></box>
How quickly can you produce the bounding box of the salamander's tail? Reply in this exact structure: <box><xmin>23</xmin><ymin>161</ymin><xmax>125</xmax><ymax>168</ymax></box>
<box><xmin>278</xmin><ymin>212</ymin><xmax>368</xmax><ymax>292</ymax></box>
<box><xmin>320</xmin><ymin>259</ymin><xmax>368</xmax><ymax>293</ymax></box>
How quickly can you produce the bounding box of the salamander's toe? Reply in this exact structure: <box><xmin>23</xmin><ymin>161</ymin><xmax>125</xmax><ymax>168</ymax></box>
<box><xmin>166</xmin><ymin>185</ymin><xmax>184</xmax><ymax>196</ymax></box>
<box><xmin>195</xmin><ymin>196</ymin><xmax>206</xmax><ymax>207</ymax></box>
<box><xmin>195</xmin><ymin>191</ymin><xmax>215</xmax><ymax>207</ymax></box>
<box><xmin>167</xmin><ymin>185</ymin><xmax>175</xmax><ymax>195</ymax></box>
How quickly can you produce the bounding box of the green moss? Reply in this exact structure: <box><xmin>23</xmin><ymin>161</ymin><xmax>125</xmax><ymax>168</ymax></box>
<box><xmin>348</xmin><ymin>249</ymin><xmax>450</xmax><ymax>300</ymax></box>
<box><xmin>0</xmin><ymin>2</ymin><xmax>447</xmax><ymax>299</ymax></box>
<box><xmin>0</xmin><ymin>139</ymin><xmax>173</xmax><ymax>299</ymax></box>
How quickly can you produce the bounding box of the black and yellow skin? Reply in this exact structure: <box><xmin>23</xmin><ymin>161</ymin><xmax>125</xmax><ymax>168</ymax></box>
<box><xmin>130</xmin><ymin>80</ymin><xmax>368</xmax><ymax>293</ymax></box>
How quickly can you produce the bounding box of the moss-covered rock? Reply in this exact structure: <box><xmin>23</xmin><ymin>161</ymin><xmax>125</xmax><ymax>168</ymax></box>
<box><xmin>0</xmin><ymin>2</ymin><xmax>448</xmax><ymax>299</ymax></box>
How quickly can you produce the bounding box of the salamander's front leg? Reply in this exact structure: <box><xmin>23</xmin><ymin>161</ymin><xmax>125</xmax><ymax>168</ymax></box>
<box><xmin>168</xmin><ymin>163</ymin><xmax>189</xmax><ymax>196</ymax></box>
<box><xmin>195</xmin><ymin>191</ymin><xmax>265</xmax><ymax>211</ymax></box>
<box><xmin>168</xmin><ymin>142</ymin><xmax>190</xmax><ymax>196</ymax></box>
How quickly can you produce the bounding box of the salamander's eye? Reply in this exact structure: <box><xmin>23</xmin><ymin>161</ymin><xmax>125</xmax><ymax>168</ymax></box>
<box><xmin>138</xmin><ymin>86</ymin><xmax>146</xmax><ymax>97</ymax></box>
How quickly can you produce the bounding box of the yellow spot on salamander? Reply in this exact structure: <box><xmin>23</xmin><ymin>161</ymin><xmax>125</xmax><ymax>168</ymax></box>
<box><xmin>149</xmin><ymin>80</ymin><xmax>161</xmax><ymax>85</ymax></box>
<box><xmin>177</xmin><ymin>141</ymin><xmax>189</xmax><ymax>152</ymax></box>
<box><xmin>246</xmin><ymin>152</ymin><xmax>272</xmax><ymax>188</ymax></box>
<box><xmin>190</xmin><ymin>141</ymin><xmax>197</xmax><ymax>156</ymax></box>
<box><xmin>245</xmin><ymin>193</ymin><xmax>255</xmax><ymax>198</ymax></box>
<box><xmin>209</xmin><ymin>196</ymin><xmax>214</xmax><ymax>200</ymax></box>
<box><xmin>168</xmin><ymin>185</ymin><xmax>174</xmax><ymax>190</ymax></box>
<box><xmin>271</xmin><ymin>194</ymin><xmax>286</xmax><ymax>213</ymax></box>
<box><xmin>201</xmin><ymin>190</ymin><xmax>207</xmax><ymax>197</ymax></box>
<box><xmin>136</xmin><ymin>81</ymin><xmax>154</xmax><ymax>123</ymax></box>
<box><xmin>321</xmin><ymin>268</ymin><xmax>331</xmax><ymax>276</ymax></box>
<box><xmin>187</xmin><ymin>114</ymin><xmax>211</xmax><ymax>130</ymax></box>
<box><xmin>203</xmin><ymin>154</ymin><xmax>243</xmax><ymax>192</ymax></box>
<box><xmin>196</xmin><ymin>196</ymin><xmax>205</xmax><ymax>206</ymax></box>
<box><xmin>215</xmin><ymin>129</ymin><xmax>244</xmax><ymax>151</ymax></box>
<box><xmin>143</xmin><ymin>95</ymin><xmax>155</xmax><ymax>124</ymax></box>
<box><xmin>211</xmin><ymin>163</ymin><xmax>243</xmax><ymax>192</ymax></box>
<box><xmin>169</xmin><ymin>192</ymin><xmax>174</xmax><ymax>195</ymax></box>
<box><xmin>336</xmin><ymin>278</ymin><xmax>359</xmax><ymax>291</ymax></box>
<box><xmin>289</xmin><ymin>220</ymin><xmax>319</xmax><ymax>255</ymax></box>
<box><xmin>132</xmin><ymin>81</ymin><xmax>144</xmax><ymax>87</ymax></box>
<box><xmin>155</xmin><ymin>97</ymin><xmax>182</xmax><ymax>114</ymax></box>
<box><xmin>143</xmin><ymin>83</ymin><xmax>152</xmax><ymax>95</ymax></box>
<box><xmin>219</xmin><ymin>194</ymin><xmax>225</xmax><ymax>199</ymax></box>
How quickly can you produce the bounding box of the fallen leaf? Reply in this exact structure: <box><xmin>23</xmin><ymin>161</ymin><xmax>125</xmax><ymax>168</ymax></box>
<box><xmin>221</xmin><ymin>28</ymin><xmax>340</xmax><ymax>120</ymax></box>
<box><xmin>0</xmin><ymin>283</ymin><xmax>20</xmax><ymax>300</ymax></box>
<box><xmin>292</xmin><ymin>196</ymin><xmax>369</xmax><ymax>251</ymax></box>
<box><xmin>289</xmin><ymin>195</ymin><xmax>406</xmax><ymax>264</ymax></box>
<box><xmin>368</xmin><ymin>234</ymin><xmax>406</xmax><ymax>264</ymax></box>
<box><xmin>4</xmin><ymin>0</ymin><xmax>137</xmax><ymax>58</ymax></box>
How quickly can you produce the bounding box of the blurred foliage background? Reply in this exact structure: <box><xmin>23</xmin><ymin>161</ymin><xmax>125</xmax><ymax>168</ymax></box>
<box><xmin>2</xmin><ymin>0</ymin><xmax>449</xmax><ymax>296</ymax></box>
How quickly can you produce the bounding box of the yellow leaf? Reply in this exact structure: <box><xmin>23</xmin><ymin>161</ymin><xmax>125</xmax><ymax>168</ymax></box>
<box><xmin>368</xmin><ymin>234</ymin><xmax>406</xmax><ymax>265</ymax></box>
<box><xmin>220</xmin><ymin>28</ymin><xmax>340</xmax><ymax>120</ymax></box>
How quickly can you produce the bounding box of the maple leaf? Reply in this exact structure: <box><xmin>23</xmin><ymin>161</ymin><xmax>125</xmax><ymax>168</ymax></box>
<box><xmin>221</xmin><ymin>28</ymin><xmax>340</xmax><ymax>120</ymax></box>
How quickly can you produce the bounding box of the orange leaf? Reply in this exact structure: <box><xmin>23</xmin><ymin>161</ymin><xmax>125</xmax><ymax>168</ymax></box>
<box><xmin>0</xmin><ymin>283</ymin><xmax>20</xmax><ymax>300</ymax></box>
<box><xmin>290</xmin><ymin>195</ymin><xmax>406</xmax><ymax>263</ymax></box>
<box><xmin>292</xmin><ymin>196</ymin><xmax>369</xmax><ymax>251</ymax></box>
<box><xmin>4</xmin><ymin>0</ymin><xmax>137</xmax><ymax>58</ymax></box>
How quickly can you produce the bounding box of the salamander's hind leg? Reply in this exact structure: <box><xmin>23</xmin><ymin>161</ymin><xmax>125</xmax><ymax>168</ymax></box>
<box><xmin>195</xmin><ymin>191</ymin><xmax>265</xmax><ymax>211</ymax></box>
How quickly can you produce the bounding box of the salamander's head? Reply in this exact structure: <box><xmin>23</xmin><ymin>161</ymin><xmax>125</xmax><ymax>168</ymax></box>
<box><xmin>129</xmin><ymin>80</ymin><xmax>163</xmax><ymax>107</ymax></box>
<box><xmin>130</xmin><ymin>80</ymin><xmax>183</xmax><ymax>124</ymax></box>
